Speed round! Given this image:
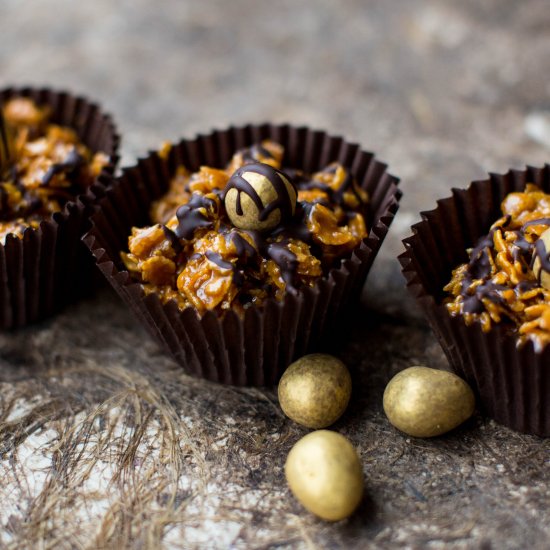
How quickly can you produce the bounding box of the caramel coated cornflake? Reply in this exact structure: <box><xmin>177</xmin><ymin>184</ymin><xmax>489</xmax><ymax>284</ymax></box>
<box><xmin>123</xmin><ymin>140</ymin><xmax>369</xmax><ymax>315</ymax></box>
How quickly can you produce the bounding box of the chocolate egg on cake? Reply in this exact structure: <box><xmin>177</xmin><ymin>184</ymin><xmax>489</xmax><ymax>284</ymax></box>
<box><xmin>223</xmin><ymin>162</ymin><xmax>297</xmax><ymax>232</ymax></box>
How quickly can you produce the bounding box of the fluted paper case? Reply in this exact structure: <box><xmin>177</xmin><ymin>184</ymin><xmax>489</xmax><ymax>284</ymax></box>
<box><xmin>85</xmin><ymin>124</ymin><xmax>400</xmax><ymax>386</ymax></box>
<box><xmin>0</xmin><ymin>86</ymin><xmax>120</xmax><ymax>328</ymax></box>
<box><xmin>400</xmin><ymin>166</ymin><xmax>550</xmax><ymax>436</ymax></box>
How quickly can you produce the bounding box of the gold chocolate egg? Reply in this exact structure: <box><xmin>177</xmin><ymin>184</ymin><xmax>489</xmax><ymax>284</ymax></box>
<box><xmin>224</xmin><ymin>162</ymin><xmax>297</xmax><ymax>232</ymax></box>
<box><xmin>278</xmin><ymin>354</ymin><xmax>351</xmax><ymax>429</ymax></box>
<box><xmin>383</xmin><ymin>366</ymin><xmax>475</xmax><ymax>438</ymax></box>
<box><xmin>532</xmin><ymin>227</ymin><xmax>550</xmax><ymax>290</ymax></box>
<box><xmin>285</xmin><ymin>430</ymin><xmax>364</xmax><ymax>521</ymax></box>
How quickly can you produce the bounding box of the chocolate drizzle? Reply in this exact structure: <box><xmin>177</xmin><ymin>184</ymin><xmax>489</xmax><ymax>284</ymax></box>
<box><xmin>301</xmin><ymin>165</ymin><xmax>363</xmax><ymax>209</ymax></box>
<box><xmin>241</xmin><ymin>144</ymin><xmax>275</xmax><ymax>164</ymax></box>
<box><xmin>462</xmin><ymin>280</ymin><xmax>509</xmax><ymax>314</ymax></box>
<box><xmin>521</xmin><ymin>218</ymin><xmax>550</xmax><ymax>284</ymax></box>
<box><xmin>206</xmin><ymin>251</ymin><xmax>233</xmax><ymax>270</ymax></box>
<box><xmin>511</xmin><ymin>231</ymin><xmax>532</xmax><ymax>263</ymax></box>
<box><xmin>271</xmin><ymin>202</ymin><xmax>315</xmax><ymax>245</ymax></box>
<box><xmin>522</xmin><ymin>217</ymin><xmax>550</xmax><ymax>229</ymax></box>
<box><xmin>224</xmin><ymin>163</ymin><xmax>296</xmax><ymax>224</ymax></box>
<box><xmin>228</xmin><ymin>230</ymin><xmax>258</xmax><ymax>263</ymax></box>
<box><xmin>1</xmin><ymin>146</ymin><xmax>89</xmax><ymax>221</ymax></box>
<box><xmin>162</xmin><ymin>225</ymin><xmax>182</xmax><ymax>253</ymax></box>
<box><xmin>460</xmin><ymin>226</ymin><xmax>515</xmax><ymax>314</ymax></box>
<box><xmin>517</xmin><ymin>280</ymin><xmax>538</xmax><ymax>293</ymax></box>
<box><xmin>41</xmin><ymin>147</ymin><xmax>84</xmax><ymax>186</ymax></box>
<box><xmin>266</xmin><ymin>242</ymin><xmax>299</xmax><ymax>290</ymax></box>
<box><xmin>224</xmin><ymin>229</ymin><xmax>300</xmax><ymax>292</ymax></box>
<box><xmin>459</xmin><ymin>216</ymin><xmax>550</xmax><ymax>314</ymax></box>
<box><xmin>174</xmin><ymin>193</ymin><xmax>216</xmax><ymax>240</ymax></box>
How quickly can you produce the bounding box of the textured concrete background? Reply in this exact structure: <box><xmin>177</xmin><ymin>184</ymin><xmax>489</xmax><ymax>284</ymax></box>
<box><xmin>1</xmin><ymin>1</ymin><xmax>550</xmax><ymax>548</ymax></box>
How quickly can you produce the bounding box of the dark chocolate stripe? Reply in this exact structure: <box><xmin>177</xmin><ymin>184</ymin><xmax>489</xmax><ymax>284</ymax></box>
<box><xmin>228</xmin><ymin>170</ymin><xmax>265</xmax><ymax>216</ymax></box>
<box><xmin>459</xmin><ymin>215</ymin><xmax>550</xmax><ymax>315</ymax></box>
<box><xmin>300</xmin><ymin>166</ymin><xmax>363</xmax><ymax>208</ymax></box>
<box><xmin>241</xmin><ymin>144</ymin><xmax>275</xmax><ymax>163</ymax></box>
<box><xmin>468</xmin><ymin>230</ymin><xmax>495</xmax><ymax>273</ymax></box>
<box><xmin>271</xmin><ymin>202</ymin><xmax>314</xmax><ymax>244</ymax></box>
<box><xmin>511</xmin><ymin>230</ymin><xmax>532</xmax><ymax>262</ymax></box>
<box><xmin>267</xmin><ymin>242</ymin><xmax>298</xmax><ymax>289</ymax></box>
<box><xmin>206</xmin><ymin>251</ymin><xmax>233</xmax><ymax>270</ymax></box>
<box><xmin>162</xmin><ymin>225</ymin><xmax>182</xmax><ymax>253</ymax></box>
<box><xmin>247</xmin><ymin>164</ymin><xmax>294</xmax><ymax>222</ymax></box>
<box><xmin>522</xmin><ymin>218</ymin><xmax>550</xmax><ymax>229</ymax></box>
<box><xmin>228</xmin><ymin>231</ymin><xmax>258</xmax><ymax>262</ymax></box>
<box><xmin>41</xmin><ymin>147</ymin><xmax>83</xmax><ymax>186</ymax></box>
<box><xmin>517</xmin><ymin>280</ymin><xmax>538</xmax><ymax>293</ymax></box>
<box><xmin>462</xmin><ymin>280</ymin><xmax>509</xmax><ymax>313</ymax></box>
<box><xmin>460</xmin><ymin>226</ymin><xmax>511</xmax><ymax>312</ymax></box>
<box><xmin>175</xmin><ymin>193</ymin><xmax>216</xmax><ymax>240</ymax></box>
<box><xmin>224</xmin><ymin>162</ymin><xmax>296</xmax><ymax>223</ymax></box>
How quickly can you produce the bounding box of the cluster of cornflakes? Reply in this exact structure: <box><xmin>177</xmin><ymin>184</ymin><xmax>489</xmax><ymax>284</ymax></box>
<box><xmin>445</xmin><ymin>184</ymin><xmax>550</xmax><ymax>350</ymax></box>
<box><xmin>122</xmin><ymin>140</ymin><xmax>369</xmax><ymax>315</ymax></box>
<box><xmin>0</xmin><ymin>97</ymin><xmax>109</xmax><ymax>242</ymax></box>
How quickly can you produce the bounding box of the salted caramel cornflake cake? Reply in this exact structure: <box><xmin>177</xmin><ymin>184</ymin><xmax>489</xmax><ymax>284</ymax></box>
<box><xmin>121</xmin><ymin>140</ymin><xmax>369</xmax><ymax>315</ymax></box>
<box><xmin>0</xmin><ymin>97</ymin><xmax>109</xmax><ymax>242</ymax></box>
<box><xmin>444</xmin><ymin>184</ymin><xmax>550</xmax><ymax>351</ymax></box>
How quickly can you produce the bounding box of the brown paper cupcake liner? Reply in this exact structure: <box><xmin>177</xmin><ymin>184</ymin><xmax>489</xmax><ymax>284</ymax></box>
<box><xmin>400</xmin><ymin>165</ymin><xmax>550</xmax><ymax>436</ymax></box>
<box><xmin>0</xmin><ymin>86</ymin><xmax>120</xmax><ymax>328</ymax></box>
<box><xmin>84</xmin><ymin>124</ymin><xmax>401</xmax><ymax>386</ymax></box>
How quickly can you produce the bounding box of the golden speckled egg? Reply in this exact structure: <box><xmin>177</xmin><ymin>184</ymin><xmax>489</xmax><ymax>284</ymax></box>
<box><xmin>532</xmin><ymin>227</ymin><xmax>550</xmax><ymax>290</ymax></box>
<box><xmin>285</xmin><ymin>430</ymin><xmax>364</xmax><ymax>521</ymax></box>
<box><xmin>383</xmin><ymin>366</ymin><xmax>475</xmax><ymax>438</ymax></box>
<box><xmin>224</xmin><ymin>162</ymin><xmax>297</xmax><ymax>232</ymax></box>
<box><xmin>278</xmin><ymin>354</ymin><xmax>351</xmax><ymax>429</ymax></box>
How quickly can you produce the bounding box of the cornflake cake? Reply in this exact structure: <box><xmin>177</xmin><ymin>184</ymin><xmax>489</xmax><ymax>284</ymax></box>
<box><xmin>0</xmin><ymin>97</ymin><xmax>109</xmax><ymax>242</ymax></box>
<box><xmin>122</xmin><ymin>140</ymin><xmax>369</xmax><ymax>316</ymax></box>
<box><xmin>444</xmin><ymin>184</ymin><xmax>550</xmax><ymax>351</ymax></box>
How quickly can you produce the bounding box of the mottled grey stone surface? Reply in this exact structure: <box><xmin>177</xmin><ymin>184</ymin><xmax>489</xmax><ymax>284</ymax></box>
<box><xmin>1</xmin><ymin>1</ymin><xmax>549</xmax><ymax>548</ymax></box>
